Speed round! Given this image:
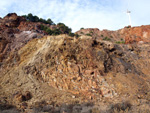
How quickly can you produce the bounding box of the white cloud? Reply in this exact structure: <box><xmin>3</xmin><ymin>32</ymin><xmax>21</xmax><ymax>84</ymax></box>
<box><xmin>0</xmin><ymin>0</ymin><xmax>149</xmax><ymax>32</ymax></box>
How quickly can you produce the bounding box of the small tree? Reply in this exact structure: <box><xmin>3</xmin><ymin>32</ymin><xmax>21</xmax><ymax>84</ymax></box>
<box><xmin>57</xmin><ymin>23</ymin><xmax>72</xmax><ymax>34</ymax></box>
<box><xmin>33</xmin><ymin>16</ymin><xmax>39</xmax><ymax>22</ymax></box>
<box><xmin>52</xmin><ymin>29</ymin><xmax>61</xmax><ymax>35</ymax></box>
<box><xmin>22</xmin><ymin>13</ymin><xmax>55</xmax><ymax>25</ymax></box>
<box><xmin>46</xmin><ymin>28</ymin><xmax>53</xmax><ymax>35</ymax></box>
<box><xmin>47</xmin><ymin>18</ymin><xmax>54</xmax><ymax>25</ymax></box>
<box><xmin>27</xmin><ymin>13</ymin><xmax>34</xmax><ymax>21</ymax></box>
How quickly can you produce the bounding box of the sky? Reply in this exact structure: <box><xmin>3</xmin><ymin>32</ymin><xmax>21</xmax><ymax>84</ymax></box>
<box><xmin>0</xmin><ymin>0</ymin><xmax>149</xmax><ymax>32</ymax></box>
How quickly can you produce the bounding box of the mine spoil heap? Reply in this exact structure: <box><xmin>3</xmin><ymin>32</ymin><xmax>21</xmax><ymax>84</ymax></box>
<box><xmin>0</xmin><ymin>13</ymin><xmax>150</xmax><ymax>113</ymax></box>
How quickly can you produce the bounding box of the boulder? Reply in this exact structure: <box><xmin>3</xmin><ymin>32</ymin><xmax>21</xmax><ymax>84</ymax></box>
<box><xmin>3</xmin><ymin>13</ymin><xmax>26</xmax><ymax>27</ymax></box>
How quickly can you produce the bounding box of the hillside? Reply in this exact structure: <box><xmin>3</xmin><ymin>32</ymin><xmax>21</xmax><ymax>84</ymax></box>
<box><xmin>0</xmin><ymin>13</ymin><xmax>150</xmax><ymax>113</ymax></box>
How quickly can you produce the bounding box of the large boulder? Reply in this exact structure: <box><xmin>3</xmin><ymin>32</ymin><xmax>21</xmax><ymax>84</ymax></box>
<box><xmin>3</xmin><ymin>13</ymin><xmax>26</xmax><ymax>27</ymax></box>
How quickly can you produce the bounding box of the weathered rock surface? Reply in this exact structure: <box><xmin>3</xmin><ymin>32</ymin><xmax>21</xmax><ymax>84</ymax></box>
<box><xmin>0</xmin><ymin>13</ymin><xmax>150</xmax><ymax>112</ymax></box>
<box><xmin>76</xmin><ymin>25</ymin><xmax>150</xmax><ymax>44</ymax></box>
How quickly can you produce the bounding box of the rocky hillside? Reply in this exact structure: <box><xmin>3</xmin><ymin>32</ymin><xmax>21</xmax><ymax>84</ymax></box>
<box><xmin>76</xmin><ymin>25</ymin><xmax>150</xmax><ymax>44</ymax></box>
<box><xmin>0</xmin><ymin>13</ymin><xmax>150</xmax><ymax>113</ymax></box>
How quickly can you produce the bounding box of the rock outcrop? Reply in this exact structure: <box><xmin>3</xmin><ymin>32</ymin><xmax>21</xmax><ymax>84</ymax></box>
<box><xmin>1</xmin><ymin>13</ymin><xmax>26</xmax><ymax>27</ymax></box>
<box><xmin>0</xmin><ymin>13</ymin><xmax>150</xmax><ymax>112</ymax></box>
<box><xmin>76</xmin><ymin>25</ymin><xmax>150</xmax><ymax>44</ymax></box>
<box><xmin>120</xmin><ymin>25</ymin><xmax>150</xmax><ymax>43</ymax></box>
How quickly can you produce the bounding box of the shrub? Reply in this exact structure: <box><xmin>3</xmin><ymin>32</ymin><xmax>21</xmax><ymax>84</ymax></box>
<box><xmin>22</xmin><ymin>13</ymin><xmax>55</xmax><ymax>25</ymax></box>
<box><xmin>116</xmin><ymin>38</ymin><xmax>125</xmax><ymax>44</ymax></box>
<box><xmin>86</xmin><ymin>33</ymin><xmax>92</xmax><ymax>36</ymax></box>
<box><xmin>90</xmin><ymin>31</ymin><xmax>93</xmax><ymax>34</ymax></box>
<box><xmin>121</xmin><ymin>38</ymin><xmax>124</xmax><ymax>41</ymax></box>
<box><xmin>40</xmin><ymin>25</ymin><xmax>60</xmax><ymax>35</ymax></box>
<box><xmin>23</xmin><ymin>14</ymin><xmax>75</xmax><ymax>36</ymax></box>
<box><xmin>52</xmin><ymin>29</ymin><xmax>61</xmax><ymax>35</ymax></box>
<box><xmin>116</xmin><ymin>41</ymin><xmax>125</xmax><ymax>44</ymax></box>
<box><xmin>45</xmin><ymin>28</ymin><xmax>53</xmax><ymax>35</ymax></box>
<box><xmin>57</xmin><ymin>23</ymin><xmax>72</xmax><ymax>34</ymax></box>
<box><xmin>75</xmin><ymin>34</ymin><xmax>80</xmax><ymax>38</ymax></box>
<box><xmin>46</xmin><ymin>18</ymin><xmax>54</xmax><ymax>25</ymax></box>
<box><xmin>80</xmin><ymin>32</ymin><xmax>84</xmax><ymax>34</ymax></box>
<box><xmin>39</xmin><ymin>24</ymin><xmax>45</xmax><ymax>30</ymax></box>
<box><xmin>40</xmin><ymin>24</ymin><xmax>49</xmax><ymax>31</ymax></box>
<box><xmin>110</xmin><ymin>36</ymin><xmax>113</xmax><ymax>38</ymax></box>
<box><xmin>103</xmin><ymin>37</ymin><xmax>111</xmax><ymax>41</ymax></box>
<box><xmin>69</xmin><ymin>33</ymin><xmax>75</xmax><ymax>37</ymax></box>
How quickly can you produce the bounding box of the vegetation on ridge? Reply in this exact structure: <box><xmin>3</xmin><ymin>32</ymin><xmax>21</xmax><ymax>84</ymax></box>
<box><xmin>22</xmin><ymin>13</ymin><xmax>55</xmax><ymax>25</ymax></box>
<box><xmin>103</xmin><ymin>36</ymin><xmax>111</xmax><ymax>41</ymax></box>
<box><xmin>22</xmin><ymin>13</ymin><xmax>78</xmax><ymax>37</ymax></box>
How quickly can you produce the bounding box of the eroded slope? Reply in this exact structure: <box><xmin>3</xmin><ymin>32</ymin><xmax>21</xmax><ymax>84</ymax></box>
<box><xmin>1</xmin><ymin>34</ymin><xmax>150</xmax><ymax>112</ymax></box>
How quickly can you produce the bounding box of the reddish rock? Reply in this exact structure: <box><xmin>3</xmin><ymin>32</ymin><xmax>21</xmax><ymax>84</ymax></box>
<box><xmin>76</xmin><ymin>25</ymin><xmax>150</xmax><ymax>44</ymax></box>
<box><xmin>3</xmin><ymin>13</ymin><xmax>26</xmax><ymax>27</ymax></box>
<box><xmin>121</xmin><ymin>25</ymin><xmax>150</xmax><ymax>43</ymax></box>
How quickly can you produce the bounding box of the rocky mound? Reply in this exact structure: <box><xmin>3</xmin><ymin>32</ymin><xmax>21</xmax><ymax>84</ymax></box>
<box><xmin>76</xmin><ymin>25</ymin><xmax>150</xmax><ymax>44</ymax></box>
<box><xmin>0</xmin><ymin>13</ymin><xmax>150</xmax><ymax>113</ymax></box>
<box><xmin>17</xmin><ymin>35</ymin><xmax>150</xmax><ymax>97</ymax></box>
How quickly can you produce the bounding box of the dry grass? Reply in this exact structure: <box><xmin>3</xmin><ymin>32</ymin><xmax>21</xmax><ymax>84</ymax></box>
<box><xmin>90</xmin><ymin>107</ymin><xmax>100</xmax><ymax>113</ymax></box>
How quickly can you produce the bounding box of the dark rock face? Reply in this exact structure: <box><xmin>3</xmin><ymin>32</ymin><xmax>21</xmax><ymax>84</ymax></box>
<box><xmin>3</xmin><ymin>13</ymin><xmax>26</xmax><ymax>27</ymax></box>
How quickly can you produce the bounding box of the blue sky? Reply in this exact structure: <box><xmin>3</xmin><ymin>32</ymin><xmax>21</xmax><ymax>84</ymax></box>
<box><xmin>0</xmin><ymin>0</ymin><xmax>149</xmax><ymax>32</ymax></box>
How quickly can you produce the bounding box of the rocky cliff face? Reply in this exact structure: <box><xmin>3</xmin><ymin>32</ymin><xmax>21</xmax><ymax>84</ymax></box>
<box><xmin>0</xmin><ymin>13</ymin><xmax>49</xmax><ymax>63</ymax></box>
<box><xmin>0</xmin><ymin>13</ymin><xmax>150</xmax><ymax>113</ymax></box>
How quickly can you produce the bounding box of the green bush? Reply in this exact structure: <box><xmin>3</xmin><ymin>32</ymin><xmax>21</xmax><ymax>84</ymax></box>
<box><xmin>116</xmin><ymin>41</ymin><xmax>125</xmax><ymax>44</ymax></box>
<box><xmin>40</xmin><ymin>25</ymin><xmax>60</xmax><ymax>35</ymax></box>
<box><xmin>86</xmin><ymin>33</ymin><xmax>92</xmax><ymax>36</ymax></box>
<box><xmin>121</xmin><ymin>38</ymin><xmax>124</xmax><ymax>41</ymax></box>
<box><xmin>52</xmin><ymin>29</ymin><xmax>61</xmax><ymax>35</ymax></box>
<box><xmin>90</xmin><ymin>31</ymin><xmax>93</xmax><ymax>34</ymax></box>
<box><xmin>46</xmin><ymin>18</ymin><xmax>53</xmax><ymax>24</ymax></box>
<box><xmin>57</xmin><ymin>23</ymin><xmax>72</xmax><ymax>34</ymax></box>
<box><xmin>80</xmin><ymin>32</ymin><xmax>84</xmax><ymax>34</ymax></box>
<box><xmin>115</xmin><ymin>38</ymin><xmax>125</xmax><ymax>44</ymax></box>
<box><xmin>103</xmin><ymin>37</ymin><xmax>111</xmax><ymax>41</ymax></box>
<box><xmin>45</xmin><ymin>28</ymin><xmax>53</xmax><ymax>35</ymax></box>
<box><xmin>40</xmin><ymin>24</ymin><xmax>74</xmax><ymax>36</ymax></box>
<box><xmin>23</xmin><ymin>14</ymin><xmax>75</xmax><ymax>36</ymax></box>
<box><xmin>40</xmin><ymin>24</ymin><xmax>49</xmax><ymax>31</ymax></box>
<box><xmin>75</xmin><ymin>34</ymin><xmax>80</xmax><ymax>38</ymax></box>
<box><xmin>22</xmin><ymin>13</ymin><xmax>55</xmax><ymax>25</ymax></box>
<box><xmin>69</xmin><ymin>33</ymin><xmax>75</xmax><ymax>37</ymax></box>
